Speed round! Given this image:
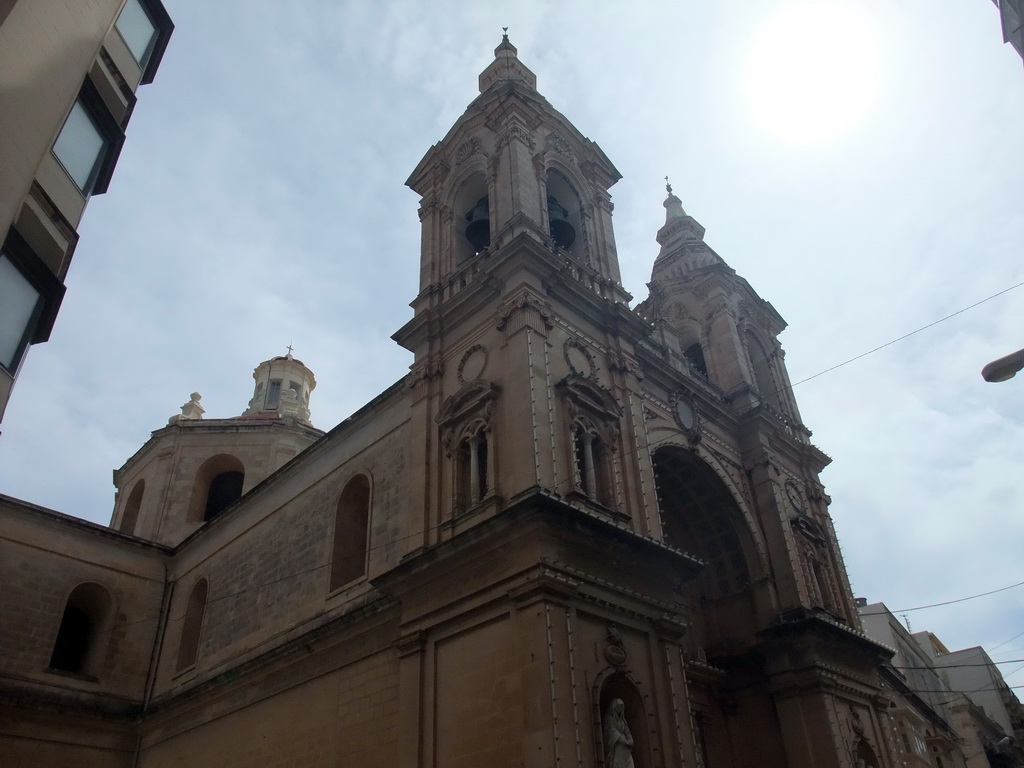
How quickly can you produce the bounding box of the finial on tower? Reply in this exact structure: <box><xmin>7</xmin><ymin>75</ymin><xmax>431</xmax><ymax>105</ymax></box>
<box><xmin>286</xmin><ymin>343</ymin><xmax>294</xmax><ymax>358</ymax></box>
<box><xmin>480</xmin><ymin>30</ymin><xmax>537</xmax><ymax>92</ymax></box>
<box><xmin>663</xmin><ymin>176</ymin><xmax>686</xmax><ymax>221</ymax></box>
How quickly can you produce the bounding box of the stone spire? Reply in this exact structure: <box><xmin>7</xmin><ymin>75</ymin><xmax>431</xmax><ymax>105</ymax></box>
<box><xmin>478</xmin><ymin>30</ymin><xmax>537</xmax><ymax>93</ymax></box>
<box><xmin>652</xmin><ymin>179</ymin><xmax>719</xmax><ymax>277</ymax></box>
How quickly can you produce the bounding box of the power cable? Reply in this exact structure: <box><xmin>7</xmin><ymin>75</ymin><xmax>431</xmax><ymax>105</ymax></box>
<box><xmin>777</xmin><ymin>279</ymin><xmax>1024</xmax><ymax>395</ymax></box>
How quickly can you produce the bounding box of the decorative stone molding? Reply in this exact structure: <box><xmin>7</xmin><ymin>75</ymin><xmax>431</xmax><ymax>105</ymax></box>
<box><xmin>495</xmin><ymin>291</ymin><xmax>554</xmax><ymax>332</ymax></box>
<box><xmin>406</xmin><ymin>355</ymin><xmax>445</xmax><ymax>388</ymax></box>
<box><xmin>603</xmin><ymin>624</ymin><xmax>628</xmax><ymax>667</ymax></box>
<box><xmin>670</xmin><ymin>391</ymin><xmax>701</xmax><ymax>446</ymax></box>
<box><xmin>496</xmin><ymin>119</ymin><xmax>536</xmax><ymax>152</ymax></box>
<box><xmin>546</xmin><ymin>131</ymin><xmax>575</xmax><ymax>162</ymax></box>
<box><xmin>416</xmin><ymin>197</ymin><xmax>439</xmax><ymax>221</ymax></box>
<box><xmin>456</xmin><ymin>344</ymin><xmax>488</xmax><ymax>385</ymax></box>
<box><xmin>607</xmin><ymin>353</ymin><xmax>644</xmax><ymax>381</ymax></box>
<box><xmin>564</xmin><ymin>338</ymin><xmax>598</xmax><ymax>380</ymax></box>
<box><xmin>784</xmin><ymin>479</ymin><xmax>807</xmax><ymax>514</ymax></box>
<box><xmin>453</xmin><ymin>136</ymin><xmax>483</xmax><ymax>167</ymax></box>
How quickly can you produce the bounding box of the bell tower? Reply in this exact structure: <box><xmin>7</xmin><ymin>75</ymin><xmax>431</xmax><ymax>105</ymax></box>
<box><xmin>395</xmin><ymin>34</ymin><xmax>645</xmax><ymax>552</ymax></box>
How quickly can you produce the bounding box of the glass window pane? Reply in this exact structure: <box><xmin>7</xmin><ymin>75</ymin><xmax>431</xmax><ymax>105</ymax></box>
<box><xmin>52</xmin><ymin>101</ymin><xmax>107</xmax><ymax>193</ymax></box>
<box><xmin>116</xmin><ymin>0</ymin><xmax>157</xmax><ymax>64</ymax></box>
<box><xmin>0</xmin><ymin>256</ymin><xmax>42</xmax><ymax>370</ymax></box>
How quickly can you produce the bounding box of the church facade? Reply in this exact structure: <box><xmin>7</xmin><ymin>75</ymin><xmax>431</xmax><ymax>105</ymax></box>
<box><xmin>1</xmin><ymin>38</ymin><xmax>905</xmax><ymax>768</ymax></box>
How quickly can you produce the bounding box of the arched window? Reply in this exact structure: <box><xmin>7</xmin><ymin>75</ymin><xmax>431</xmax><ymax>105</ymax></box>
<box><xmin>456</xmin><ymin>425</ymin><xmax>488</xmax><ymax>510</ymax></box>
<box><xmin>205</xmin><ymin>471</ymin><xmax>243</xmax><ymax>521</ymax></box>
<box><xmin>187</xmin><ymin>454</ymin><xmax>245</xmax><ymax>523</ymax></box>
<box><xmin>746</xmin><ymin>332</ymin><xmax>781</xmax><ymax>410</ymax></box>
<box><xmin>573</xmin><ymin>421</ymin><xmax>613</xmax><ymax>507</ymax></box>
<box><xmin>176</xmin><ymin>578</ymin><xmax>207</xmax><ymax>672</ymax></box>
<box><xmin>683</xmin><ymin>342</ymin><xmax>708</xmax><ymax>378</ymax></box>
<box><xmin>49</xmin><ymin>583</ymin><xmax>112</xmax><ymax>676</ymax></box>
<box><xmin>330</xmin><ymin>475</ymin><xmax>371</xmax><ymax>590</ymax></box>
<box><xmin>119</xmin><ymin>478</ymin><xmax>145</xmax><ymax>534</ymax></box>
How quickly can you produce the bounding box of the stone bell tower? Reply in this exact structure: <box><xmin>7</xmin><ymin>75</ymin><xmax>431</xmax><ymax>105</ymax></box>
<box><xmin>395</xmin><ymin>33</ymin><xmax>644</xmax><ymax>551</ymax></box>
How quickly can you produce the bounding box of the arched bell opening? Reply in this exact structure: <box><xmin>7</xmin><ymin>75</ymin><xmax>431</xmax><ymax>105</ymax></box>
<box><xmin>545</xmin><ymin>168</ymin><xmax>584</xmax><ymax>260</ymax></box>
<box><xmin>746</xmin><ymin>331</ymin><xmax>783</xmax><ymax>412</ymax></box>
<box><xmin>652</xmin><ymin>446</ymin><xmax>762</xmax><ymax>658</ymax></box>
<box><xmin>453</xmin><ymin>171</ymin><xmax>490</xmax><ymax>264</ymax></box>
<box><xmin>677</xmin><ymin>323</ymin><xmax>708</xmax><ymax>379</ymax></box>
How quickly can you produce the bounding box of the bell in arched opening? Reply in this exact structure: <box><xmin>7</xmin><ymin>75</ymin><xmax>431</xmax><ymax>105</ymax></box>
<box><xmin>464</xmin><ymin>196</ymin><xmax>491</xmax><ymax>252</ymax></box>
<box><xmin>547</xmin><ymin>195</ymin><xmax>576</xmax><ymax>249</ymax></box>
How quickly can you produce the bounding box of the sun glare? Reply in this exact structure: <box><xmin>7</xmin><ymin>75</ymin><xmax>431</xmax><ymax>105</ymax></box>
<box><xmin>744</xmin><ymin>2</ymin><xmax>879</xmax><ymax>144</ymax></box>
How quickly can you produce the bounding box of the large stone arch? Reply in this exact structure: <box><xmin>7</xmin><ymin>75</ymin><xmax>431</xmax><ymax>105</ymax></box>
<box><xmin>651</xmin><ymin>444</ymin><xmax>765</xmax><ymax>656</ymax></box>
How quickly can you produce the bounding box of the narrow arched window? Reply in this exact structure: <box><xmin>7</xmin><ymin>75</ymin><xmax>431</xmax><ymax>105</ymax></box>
<box><xmin>49</xmin><ymin>583</ymin><xmax>112</xmax><ymax>675</ymax></box>
<box><xmin>119</xmin><ymin>478</ymin><xmax>145</xmax><ymax>534</ymax></box>
<box><xmin>573</xmin><ymin>422</ymin><xmax>613</xmax><ymax>506</ymax></box>
<box><xmin>205</xmin><ymin>471</ymin><xmax>243</xmax><ymax>521</ymax></box>
<box><xmin>176</xmin><ymin>578</ymin><xmax>207</xmax><ymax>672</ymax></box>
<box><xmin>456</xmin><ymin>426</ymin><xmax>488</xmax><ymax>510</ymax></box>
<box><xmin>330</xmin><ymin>475</ymin><xmax>371</xmax><ymax>590</ymax></box>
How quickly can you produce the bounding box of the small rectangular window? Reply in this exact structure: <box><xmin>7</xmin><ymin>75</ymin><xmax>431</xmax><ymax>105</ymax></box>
<box><xmin>0</xmin><ymin>255</ymin><xmax>43</xmax><ymax>372</ymax></box>
<box><xmin>52</xmin><ymin>101</ymin><xmax>108</xmax><ymax>194</ymax></box>
<box><xmin>116</xmin><ymin>0</ymin><xmax>158</xmax><ymax>66</ymax></box>
<box><xmin>266</xmin><ymin>380</ymin><xmax>281</xmax><ymax>408</ymax></box>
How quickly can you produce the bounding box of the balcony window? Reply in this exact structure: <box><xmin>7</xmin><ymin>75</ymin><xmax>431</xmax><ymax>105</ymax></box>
<box><xmin>0</xmin><ymin>255</ymin><xmax>43</xmax><ymax>372</ymax></box>
<box><xmin>116</xmin><ymin>0</ymin><xmax>158</xmax><ymax>66</ymax></box>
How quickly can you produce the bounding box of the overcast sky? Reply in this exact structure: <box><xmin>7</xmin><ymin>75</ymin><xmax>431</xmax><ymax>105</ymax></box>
<box><xmin>1</xmin><ymin>1</ymin><xmax>1022</xmax><ymax>677</ymax></box>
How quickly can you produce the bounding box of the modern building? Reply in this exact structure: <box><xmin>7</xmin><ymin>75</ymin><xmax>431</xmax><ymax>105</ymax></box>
<box><xmin>990</xmin><ymin>0</ymin><xmax>1024</xmax><ymax>64</ymax></box>
<box><xmin>0</xmin><ymin>0</ymin><xmax>173</xmax><ymax>425</ymax></box>
<box><xmin>2</xmin><ymin>36</ymin><xmax>920</xmax><ymax>767</ymax></box>
<box><xmin>859</xmin><ymin>601</ymin><xmax>1024</xmax><ymax>768</ymax></box>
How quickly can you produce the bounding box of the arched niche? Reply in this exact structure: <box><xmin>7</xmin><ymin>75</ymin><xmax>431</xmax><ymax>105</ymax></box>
<box><xmin>330</xmin><ymin>473</ymin><xmax>371</xmax><ymax>590</ymax></box>
<box><xmin>545</xmin><ymin>167</ymin><xmax>585</xmax><ymax>261</ymax></box>
<box><xmin>176</xmin><ymin>578</ymin><xmax>208</xmax><ymax>672</ymax></box>
<box><xmin>119</xmin><ymin>478</ymin><xmax>145</xmax><ymax>534</ymax></box>
<box><xmin>652</xmin><ymin>446</ymin><xmax>763</xmax><ymax>655</ymax></box>
<box><xmin>451</xmin><ymin>170</ymin><xmax>490</xmax><ymax>266</ymax></box>
<box><xmin>48</xmin><ymin>582</ymin><xmax>114</xmax><ymax>677</ymax></box>
<box><xmin>187</xmin><ymin>454</ymin><xmax>246</xmax><ymax>523</ymax></box>
<box><xmin>596</xmin><ymin>672</ymin><xmax>651</xmax><ymax>768</ymax></box>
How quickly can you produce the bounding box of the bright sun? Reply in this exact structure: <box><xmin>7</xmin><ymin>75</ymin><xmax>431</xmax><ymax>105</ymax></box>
<box><xmin>744</xmin><ymin>1</ymin><xmax>880</xmax><ymax>144</ymax></box>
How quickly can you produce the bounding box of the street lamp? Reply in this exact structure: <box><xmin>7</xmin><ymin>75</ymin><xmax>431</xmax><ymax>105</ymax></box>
<box><xmin>982</xmin><ymin>348</ymin><xmax>1024</xmax><ymax>382</ymax></box>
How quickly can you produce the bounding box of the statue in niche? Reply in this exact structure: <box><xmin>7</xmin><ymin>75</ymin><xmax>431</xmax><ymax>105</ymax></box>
<box><xmin>603</xmin><ymin>698</ymin><xmax>635</xmax><ymax>768</ymax></box>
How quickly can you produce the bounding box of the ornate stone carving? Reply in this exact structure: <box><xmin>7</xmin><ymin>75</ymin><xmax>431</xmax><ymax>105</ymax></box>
<box><xmin>496</xmin><ymin>119</ymin><xmax>536</xmax><ymax>152</ymax></box>
<box><xmin>603</xmin><ymin>625</ymin><xmax>627</xmax><ymax>667</ymax></box>
<box><xmin>670</xmin><ymin>391</ymin><xmax>701</xmax><ymax>445</ymax></box>
<box><xmin>546</xmin><ymin>131</ymin><xmax>575</xmax><ymax>161</ymax></box>
<box><xmin>495</xmin><ymin>292</ymin><xmax>554</xmax><ymax>331</ymax></box>
<box><xmin>406</xmin><ymin>355</ymin><xmax>445</xmax><ymax>388</ymax></box>
<box><xmin>607</xmin><ymin>353</ymin><xmax>644</xmax><ymax>380</ymax></box>
<box><xmin>564</xmin><ymin>338</ymin><xmax>598</xmax><ymax>380</ymax></box>
<box><xmin>453</xmin><ymin>136</ymin><xmax>483</xmax><ymax>166</ymax></box>
<box><xmin>456</xmin><ymin>344</ymin><xmax>488</xmax><ymax>385</ymax></box>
